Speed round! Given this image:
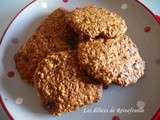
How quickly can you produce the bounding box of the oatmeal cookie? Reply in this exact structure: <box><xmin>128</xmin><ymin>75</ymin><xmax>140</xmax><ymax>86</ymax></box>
<box><xmin>65</xmin><ymin>5</ymin><xmax>127</xmax><ymax>39</ymax></box>
<box><xmin>15</xmin><ymin>8</ymin><xmax>74</xmax><ymax>84</ymax></box>
<box><xmin>78</xmin><ymin>35</ymin><xmax>145</xmax><ymax>86</ymax></box>
<box><xmin>34</xmin><ymin>51</ymin><xmax>103</xmax><ymax>115</ymax></box>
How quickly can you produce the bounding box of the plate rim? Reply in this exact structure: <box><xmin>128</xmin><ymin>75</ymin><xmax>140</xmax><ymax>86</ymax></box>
<box><xmin>0</xmin><ymin>0</ymin><xmax>159</xmax><ymax>120</ymax></box>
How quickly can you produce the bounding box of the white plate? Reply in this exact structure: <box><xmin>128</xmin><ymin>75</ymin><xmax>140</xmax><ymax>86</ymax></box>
<box><xmin>0</xmin><ymin>0</ymin><xmax>160</xmax><ymax>120</ymax></box>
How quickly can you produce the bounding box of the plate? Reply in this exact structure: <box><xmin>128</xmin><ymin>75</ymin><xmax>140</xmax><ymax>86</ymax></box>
<box><xmin>0</xmin><ymin>0</ymin><xmax>160</xmax><ymax>120</ymax></box>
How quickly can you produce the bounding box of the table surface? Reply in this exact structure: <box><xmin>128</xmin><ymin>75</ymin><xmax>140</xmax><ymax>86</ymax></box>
<box><xmin>0</xmin><ymin>0</ymin><xmax>160</xmax><ymax>120</ymax></box>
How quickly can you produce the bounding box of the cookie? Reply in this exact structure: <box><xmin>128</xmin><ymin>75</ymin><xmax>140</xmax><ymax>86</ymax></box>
<box><xmin>15</xmin><ymin>8</ymin><xmax>74</xmax><ymax>84</ymax></box>
<box><xmin>34</xmin><ymin>51</ymin><xmax>103</xmax><ymax>115</ymax></box>
<box><xmin>78</xmin><ymin>35</ymin><xmax>145</xmax><ymax>86</ymax></box>
<box><xmin>65</xmin><ymin>6</ymin><xmax>127</xmax><ymax>39</ymax></box>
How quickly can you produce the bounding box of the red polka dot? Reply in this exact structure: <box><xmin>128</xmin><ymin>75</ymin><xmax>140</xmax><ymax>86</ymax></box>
<box><xmin>7</xmin><ymin>71</ymin><xmax>15</xmax><ymax>78</ymax></box>
<box><xmin>63</xmin><ymin>0</ymin><xmax>69</xmax><ymax>2</ymax></box>
<box><xmin>112</xmin><ymin>115</ymin><xmax>120</xmax><ymax>120</ymax></box>
<box><xmin>144</xmin><ymin>26</ymin><xmax>151</xmax><ymax>32</ymax></box>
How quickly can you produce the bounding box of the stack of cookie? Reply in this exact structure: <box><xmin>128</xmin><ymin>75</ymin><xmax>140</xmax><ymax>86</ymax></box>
<box><xmin>66</xmin><ymin>6</ymin><xmax>145</xmax><ymax>87</ymax></box>
<box><xmin>15</xmin><ymin>6</ymin><xmax>145</xmax><ymax>116</ymax></box>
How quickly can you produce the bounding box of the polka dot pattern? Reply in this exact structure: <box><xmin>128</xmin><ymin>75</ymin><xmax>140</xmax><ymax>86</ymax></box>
<box><xmin>41</xmin><ymin>2</ymin><xmax>47</xmax><ymax>8</ymax></box>
<box><xmin>63</xmin><ymin>0</ymin><xmax>69</xmax><ymax>3</ymax></box>
<box><xmin>144</xmin><ymin>26</ymin><xmax>151</xmax><ymax>32</ymax></box>
<box><xmin>112</xmin><ymin>115</ymin><xmax>120</xmax><ymax>120</ymax></box>
<box><xmin>121</xmin><ymin>3</ymin><xmax>128</xmax><ymax>10</ymax></box>
<box><xmin>15</xmin><ymin>97</ymin><xmax>23</xmax><ymax>105</ymax></box>
<box><xmin>7</xmin><ymin>71</ymin><xmax>15</xmax><ymax>78</ymax></box>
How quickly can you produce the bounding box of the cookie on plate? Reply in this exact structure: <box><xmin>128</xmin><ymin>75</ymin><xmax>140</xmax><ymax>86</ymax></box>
<box><xmin>78</xmin><ymin>35</ymin><xmax>145</xmax><ymax>86</ymax></box>
<box><xmin>65</xmin><ymin>5</ymin><xmax>127</xmax><ymax>39</ymax></box>
<box><xmin>15</xmin><ymin>8</ymin><xmax>74</xmax><ymax>84</ymax></box>
<box><xmin>34</xmin><ymin>51</ymin><xmax>103</xmax><ymax>115</ymax></box>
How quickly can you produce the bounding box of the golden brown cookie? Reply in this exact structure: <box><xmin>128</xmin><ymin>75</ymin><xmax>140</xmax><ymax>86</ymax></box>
<box><xmin>15</xmin><ymin>8</ymin><xmax>74</xmax><ymax>84</ymax></box>
<box><xmin>34</xmin><ymin>51</ymin><xmax>103</xmax><ymax>115</ymax></box>
<box><xmin>78</xmin><ymin>35</ymin><xmax>145</xmax><ymax>86</ymax></box>
<box><xmin>66</xmin><ymin>6</ymin><xmax>127</xmax><ymax>39</ymax></box>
